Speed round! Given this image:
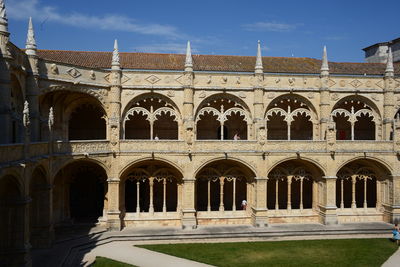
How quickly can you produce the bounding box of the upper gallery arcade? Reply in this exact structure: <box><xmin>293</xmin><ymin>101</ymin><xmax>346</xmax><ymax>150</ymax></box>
<box><xmin>1</xmin><ymin>0</ymin><xmax>400</xmax><ymax>265</ymax></box>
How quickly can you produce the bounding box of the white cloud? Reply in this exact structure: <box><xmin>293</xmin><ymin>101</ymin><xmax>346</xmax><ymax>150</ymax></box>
<box><xmin>242</xmin><ymin>21</ymin><xmax>300</xmax><ymax>32</ymax></box>
<box><xmin>132</xmin><ymin>43</ymin><xmax>199</xmax><ymax>54</ymax></box>
<box><xmin>7</xmin><ymin>0</ymin><xmax>182</xmax><ymax>38</ymax></box>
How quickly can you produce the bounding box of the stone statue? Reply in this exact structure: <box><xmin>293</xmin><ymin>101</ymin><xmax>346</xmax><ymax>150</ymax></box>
<box><xmin>23</xmin><ymin>101</ymin><xmax>30</xmax><ymax>127</ymax></box>
<box><xmin>48</xmin><ymin>107</ymin><xmax>54</xmax><ymax>131</ymax></box>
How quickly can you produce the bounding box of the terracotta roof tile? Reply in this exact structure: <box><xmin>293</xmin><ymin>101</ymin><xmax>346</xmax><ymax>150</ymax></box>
<box><xmin>36</xmin><ymin>50</ymin><xmax>399</xmax><ymax>75</ymax></box>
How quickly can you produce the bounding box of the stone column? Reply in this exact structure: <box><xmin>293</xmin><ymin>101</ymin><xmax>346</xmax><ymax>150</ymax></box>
<box><xmin>136</xmin><ymin>180</ymin><xmax>140</xmax><ymax>214</ymax></box>
<box><xmin>251</xmin><ymin>176</ymin><xmax>268</xmax><ymax>227</ymax></box>
<box><xmin>351</xmin><ymin>175</ymin><xmax>357</xmax><ymax>209</ymax></box>
<box><xmin>219</xmin><ymin>177</ymin><xmax>225</xmax><ymax>211</ymax></box>
<box><xmin>30</xmin><ymin>183</ymin><xmax>54</xmax><ymax>248</ymax></box>
<box><xmin>320</xmin><ymin>176</ymin><xmax>338</xmax><ymax>225</ymax></box>
<box><xmin>149</xmin><ymin>177</ymin><xmax>154</xmax><ymax>214</ymax></box>
<box><xmin>207</xmin><ymin>179</ymin><xmax>211</xmax><ymax>212</ymax></box>
<box><xmin>287</xmin><ymin>176</ymin><xmax>292</xmax><ymax>211</ymax></box>
<box><xmin>232</xmin><ymin>178</ymin><xmax>236</xmax><ymax>211</ymax></box>
<box><xmin>383</xmin><ymin>52</ymin><xmax>395</xmax><ymax>140</ymax></box>
<box><xmin>319</xmin><ymin>46</ymin><xmax>331</xmax><ymax>140</ymax></box>
<box><xmin>181</xmin><ymin>178</ymin><xmax>197</xmax><ymax>229</ymax></box>
<box><xmin>106</xmin><ymin>177</ymin><xmax>121</xmax><ymax>231</ymax></box>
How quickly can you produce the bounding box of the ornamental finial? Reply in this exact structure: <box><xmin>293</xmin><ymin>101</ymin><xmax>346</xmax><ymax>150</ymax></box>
<box><xmin>385</xmin><ymin>47</ymin><xmax>394</xmax><ymax>77</ymax></box>
<box><xmin>255</xmin><ymin>40</ymin><xmax>263</xmax><ymax>74</ymax></box>
<box><xmin>112</xmin><ymin>39</ymin><xmax>120</xmax><ymax>69</ymax></box>
<box><xmin>185</xmin><ymin>41</ymin><xmax>193</xmax><ymax>72</ymax></box>
<box><xmin>321</xmin><ymin>45</ymin><xmax>329</xmax><ymax>76</ymax></box>
<box><xmin>25</xmin><ymin>17</ymin><xmax>37</xmax><ymax>56</ymax></box>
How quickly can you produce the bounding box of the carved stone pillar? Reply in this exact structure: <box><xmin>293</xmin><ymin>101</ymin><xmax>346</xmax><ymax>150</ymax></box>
<box><xmin>0</xmin><ymin>56</ymin><xmax>11</xmax><ymax>144</ymax></box>
<box><xmin>181</xmin><ymin>178</ymin><xmax>197</xmax><ymax>229</ymax></box>
<box><xmin>26</xmin><ymin>55</ymin><xmax>40</xmax><ymax>142</ymax></box>
<box><xmin>390</xmin><ymin>175</ymin><xmax>400</xmax><ymax>223</ymax></box>
<box><xmin>30</xmin><ymin>183</ymin><xmax>54</xmax><ymax>248</ymax></box>
<box><xmin>383</xmin><ymin>75</ymin><xmax>395</xmax><ymax>140</ymax></box>
<box><xmin>253</xmin><ymin>87</ymin><xmax>264</xmax><ymax>143</ymax></box>
<box><xmin>320</xmin><ymin>176</ymin><xmax>338</xmax><ymax>225</ymax></box>
<box><xmin>251</xmin><ymin>177</ymin><xmax>268</xmax><ymax>227</ymax></box>
<box><xmin>219</xmin><ymin>177</ymin><xmax>225</xmax><ymax>211</ymax></box>
<box><xmin>319</xmin><ymin>88</ymin><xmax>331</xmax><ymax>140</ymax></box>
<box><xmin>149</xmin><ymin>177</ymin><xmax>154</xmax><ymax>214</ymax></box>
<box><xmin>351</xmin><ymin>175</ymin><xmax>357</xmax><ymax>209</ymax></box>
<box><xmin>287</xmin><ymin>176</ymin><xmax>292</xmax><ymax>211</ymax></box>
<box><xmin>106</xmin><ymin>178</ymin><xmax>121</xmax><ymax>231</ymax></box>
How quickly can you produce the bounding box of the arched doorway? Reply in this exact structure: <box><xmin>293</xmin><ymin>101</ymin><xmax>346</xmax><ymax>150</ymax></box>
<box><xmin>53</xmin><ymin>161</ymin><xmax>108</xmax><ymax>224</ymax></box>
<box><xmin>120</xmin><ymin>160</ymin><xmax>182</xmax><ymax>227</ymax></box>
<box><xmin>265</xmin><ymin>95</ymin><xmax>316</xmax><ymax>140</ymax></box>
<box><xmin>195</xmin><ymin>95</ymin><xmax>251</xmax><ymax>140</ymax></box>
<box><xmin>195</xmin><ymin>160</ymin><xmax>255</xmax><ymax>225</ymax></box>
<box><xmin>266</xmin><ymin>159</ymin><xmax>323</xmax><ymax>223</ymax></box>
<box><xmin>123</xmin><ymin>95</ymin><xmax>181</xmax><ymax>140</ymax></box>
<box><xmin>336</xmin><ymin>159</ymin><xmax>390</xmax><ymax>213</ymax></box>
<box><xmin>331</xmin><ymin>97</ymin><xmax>379</xmax><ymax>140</ymax></box>
<box><xmin>39</xmin><ymin>91</ymin><xmax>106</xmax><ymax>141</ymax></box>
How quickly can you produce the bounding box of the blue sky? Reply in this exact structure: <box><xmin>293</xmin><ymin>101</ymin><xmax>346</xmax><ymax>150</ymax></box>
<box><xmin>6</xmin><ymin>0</ymin><xmax>400</xmax><ymax>62</ymax></box>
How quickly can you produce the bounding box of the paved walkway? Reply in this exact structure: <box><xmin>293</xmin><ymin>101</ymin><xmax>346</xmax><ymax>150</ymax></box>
<box><xmin>81</xmin><ymin>241</ymin><xmax>214</xmax><ymax>267</ymax></box>
<box><xmin>382</xmin><ymin>247</ymin><xmax>400</xmax><ymax>267</ymax></box>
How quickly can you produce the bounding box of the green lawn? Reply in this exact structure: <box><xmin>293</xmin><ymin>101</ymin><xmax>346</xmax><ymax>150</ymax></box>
<box><xmin>91</xmin><ymin>256</ymin><xmax>136</xmax><ymax>267</ymax></box>
<box><xmin>139</xmin><ymin>239</ymin><xmax>398</xmax><ymax>267</ymax></box>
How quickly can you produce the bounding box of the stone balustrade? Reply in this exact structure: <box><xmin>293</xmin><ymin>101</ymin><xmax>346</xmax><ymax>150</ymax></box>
<box><xmin>0</xmin><ymin>139</ymin><xmax>396</xmax><ymax>165</ymax></box>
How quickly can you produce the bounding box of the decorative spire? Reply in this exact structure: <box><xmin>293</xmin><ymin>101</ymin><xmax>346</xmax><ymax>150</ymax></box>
<box><xmin>25</xmin><ymin>17</ymin><xmax>37</xmax><ymax>56</ymax></box>
<box><xmin>321</xmin><ymin>46</ymin><xmax>329</xmax><ymax>76</ymax></box>
<box><xmin>112</xmin><ymin>39</ymin><xmax>120</xmax><ymax>69</ymax></box>
<box><xmin>185</xmin><ymin>41</ymin><xmax>193</xmax><ymax>72</ymax></box>
<box><xmin>0</xmin><ymin>0</ymin><xmax>7</xmax><ymax>33</ymax></box>
<box><xmin>255</xmin><ymin>40</ymin><xmax>263</xmax><ymax>74</ymax></box>
<box><xmin>385</xmin><ymin>47</ymin><xmax>394</xmax><ymax>77</ymax></box>
<box><xmin>23</xmin><ymin>101</ymin><xmax>30</xmax><ymax>127</ymax></box>
<box><xmin>48</xmin><ymin>107</ymin><xmax>54</xmax><ymax>131</ymax></box>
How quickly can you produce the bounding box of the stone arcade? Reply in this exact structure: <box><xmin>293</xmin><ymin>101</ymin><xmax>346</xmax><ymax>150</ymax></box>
<box><xmin>1</xmin><ymin>2</ymin><xmax>400</xmax><ymax>266</ymax></box>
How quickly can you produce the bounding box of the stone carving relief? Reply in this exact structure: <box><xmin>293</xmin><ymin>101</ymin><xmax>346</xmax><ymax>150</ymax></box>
<box><xmin>350</xmin><ymin>79</ymin><xmax>362</xmax><ymax>88</ymax></box>
<box><xmin>176</xmin><ymin>74</ymin><xmax>192</xmax><ymax>85</ymax></box>
<box><xmin>239</xmin><ymin>92</ymin><xmax>246</xmax><ymax>98</ymax></box>
<box><xmin>339</xmin><ymin>80</ymin><xmax>346</xmax><ymax>87</ymax></box>
<box><xmin>275</xmin><ymin>78</ymin><xmax>281</xmax><ymax>84</ymax></box>
<box><xmin>236</xmin><ymin>76</ymin><xmax>241</xmax><ymax>84</ymax></box>
<box><xmin>331</xmin><ymin>93</ymin><xmax>339</xmax><ymax>101</ymax></box>
<box><xmin>207</xmin><ymin>75</ymin><xmax>212</xmax><ymax>84</ymax></box>
<box><xmin>199</xmin><ymin>91</ymin><xmax>206</xmax><ymax>98</ymax></box>
<box><xmin>288</xmin><ymin>77</ymin><xmax>295</xmax><ymax>86</ymax></box>
<box><xmin>307</xmin><ymin>92</ymin><xmax>314</xmax><ymax>99</ymax></box>
<box><xmin>134</xmin><ymin>75</ymin><xmax>141</xmax><ymax>83</ymax></box>
<box><xmin>221</xmin><ymin>76</ymin><xmax>228</xmax><ymax>84</ymax></box>
<box><xmin>43</xmin><ymin>84</ymin><xmax>107</xmax><ymax>104</ymax></box>
<box><xmin>145</xmin><ymin>75</ymin><xmax>161</xmax><ymax>84</ymax></box>
<box><xmin>376</xmin><ymin>80</ymin><xmax>384</xmax><ymax>89</ymax></box>
<box><xmin>371</xmin><ymin>93</ymin><xmax>379</xmax><ymax>102</ymax></box>
<box><xmin>89</xmin><ymin>70</ymin><xmax>96</xmax><ymax>80</ymax></box>
<box><xmin>328</xmin><ymin>79</ymin><xmax>336</xmax><ymax>87</ymax></box>
<box><xmin>50</xmin><ymin>64</ymin><xmax>58</xmax><ymax>75</ymax></box>
<box><xmin>164</xmin><ymin>75</ymin><xmax>172</xmax><ymax>84</ymax></box>
<box><xmin>365</xmin><ymin>81</ymin><xmax>372</xmax><ymax>88</ymax></box>
<box><xmin>167</xmin><ymin>90</ymin><xmax>175</xmax><ymax>97</ymax></box>
<box><xmin>267</xmin><ymin>92</ymin><xmax>275</xmax><ymax>99</ymax></box>
<box><xmin>67</xmin><ymin>68</ymin><xmax>82</xmax><ymax>79</ymax></box>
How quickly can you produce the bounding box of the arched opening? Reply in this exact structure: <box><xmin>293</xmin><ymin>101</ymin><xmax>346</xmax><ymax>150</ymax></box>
<box><xmin>195</xmin><ymin>95</ymin><xmax>250</xmax><ymax>140</ymax></box>
<box><xmin>336</xmin><ymin>159</ymin><xmax>388</xmax><ymax>211</ymax></box>
<box><xmin>68</xmin><ymin>104</ymin><xmax>106</xmax><ymax>140</ymax></box>
<box><xmin>123</xmin><ymin>96</ymin><xmax>180</xmax><ymax>140</ymax></box>
<box><xmin>0</xmin><ymin>175</ymin><xmax>25</xmax><ymax>263</ymax></box>
<box><xmin>195</xmin><ymin>160</ymin><xmax>255</xmax><ymax>212</ymax></box>
<box><xmin>39</xmin><ymin>91</ymin><xmax>106</xmax><ymax>141</ymax></box>
<box><xmin>265</xmin><ymin>95</ymin><xmax>315</xmax><ymax>140</ymax></box>
<box><xmin>121</xmin><ymin>161</ymin><xmax>182</xmax><ymax>216</ymax></box>
<box><xmin>331</xmin><ymin>97</ymin><xmax>378</xmax><ymax>141</ymax></box>
<box><xmin>29</xmin><ymin>167</ymin><xmax>51</xmax><ymax>248</ymax></box>
<box><xmin>53</xmin><ymin>161</ymin><xmax>108</xmax><ymax>224</ymax></box>
<box><xmin>267</xmin><ymin>159</ymin><xmax>323</xmax><ymax>211</ymax></box>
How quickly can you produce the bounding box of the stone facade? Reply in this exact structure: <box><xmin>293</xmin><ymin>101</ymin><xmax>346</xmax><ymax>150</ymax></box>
<box><xmin>1</xmin><ymin>3</ymin><xmax>400</xmax><ymax>266</ymax></box>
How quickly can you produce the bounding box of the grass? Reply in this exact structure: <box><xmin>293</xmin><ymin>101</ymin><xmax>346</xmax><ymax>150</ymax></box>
<box><xmin>138</xmin><ymin>238</ymin><xmax>398</xmax><ymax>267</ymax></box>
<box><xmin>91</xmin><ymin>256</ymin><xmax>136</xmax><ymax>267</ymax></box>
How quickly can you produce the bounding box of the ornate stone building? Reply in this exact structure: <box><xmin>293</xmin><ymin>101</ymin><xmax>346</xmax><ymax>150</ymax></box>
<box><xmin>1</xmin><ymin>1</ymin><xmax>400</xmax><ymax>265</ymax></box>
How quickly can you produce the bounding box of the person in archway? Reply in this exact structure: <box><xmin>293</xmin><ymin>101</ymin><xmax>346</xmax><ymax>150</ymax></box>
<box><xmin>154</xmin><ymin>134</ymin><xmax>159</xmax><ymax>140</ymax></box>
<box><xmin>241</xmin><ymin>199</ymin><xmax>247</xmax><ymax>210</ymax></box>
<box><xmin>392</xmin><ymin>224</ymin><xmax>400</xmax><ymax>245</ymax></box>
<box><xmin>234</xmin><ymin>132</ymin><xmax>241</xmax><ymax>140</ymax></box>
